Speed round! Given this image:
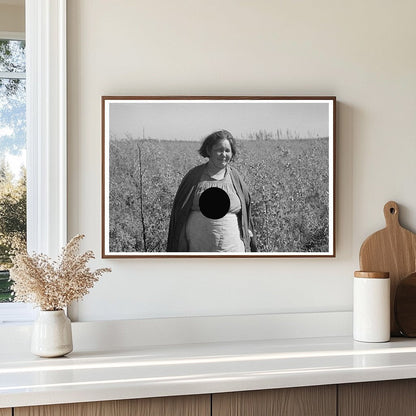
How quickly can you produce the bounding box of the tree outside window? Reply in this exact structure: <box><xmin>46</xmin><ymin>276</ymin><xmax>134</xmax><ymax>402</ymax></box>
<box><xmin>0</xmin><ymin>38</ymin><xmax>27</xmax><ymax>302</ymax></box>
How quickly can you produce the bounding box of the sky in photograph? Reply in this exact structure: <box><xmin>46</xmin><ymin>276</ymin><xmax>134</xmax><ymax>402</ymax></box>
<box><xmin>108</xmin><ymin>100</ymin><xmax>331</xmax><ymax>141</ymax></box>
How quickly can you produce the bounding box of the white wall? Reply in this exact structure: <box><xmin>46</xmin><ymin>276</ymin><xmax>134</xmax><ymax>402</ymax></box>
<box><xmin>67</xmin><ymin>0</ymin><xmax>416</xmax><ymax>322</ymax></box>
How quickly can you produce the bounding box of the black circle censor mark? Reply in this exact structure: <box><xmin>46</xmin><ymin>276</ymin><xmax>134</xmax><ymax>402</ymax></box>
<box><xmin>199</xmin><ymin>188</ymin><xmax>230</xmax><ymax>219</ymax></box>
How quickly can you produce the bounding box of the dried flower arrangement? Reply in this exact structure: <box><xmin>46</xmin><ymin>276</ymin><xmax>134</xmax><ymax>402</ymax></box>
<box><xmin>10</xmin><ymin>234</ymin><xmax>111</xmax><ymax>311</ymax></box>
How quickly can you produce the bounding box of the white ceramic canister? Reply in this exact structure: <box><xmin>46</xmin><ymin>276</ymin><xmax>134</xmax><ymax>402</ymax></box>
<box><xmin>353</xmin><ymin>271</ymin><xmax>390</xmax><ymax>343</ymax></box>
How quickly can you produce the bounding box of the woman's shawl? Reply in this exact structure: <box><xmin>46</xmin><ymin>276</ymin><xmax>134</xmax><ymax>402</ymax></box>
<box><xmin>167</xmin><ymin>163</ymin><xmax>257</xmax><ymax>252</ymax></box>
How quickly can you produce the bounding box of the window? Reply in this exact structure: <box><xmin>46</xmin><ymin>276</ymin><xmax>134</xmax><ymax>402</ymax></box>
<box><xmin>0</xmin><ymin>34</ymin><xmax>26</xmax><ymax>306</ymax></box>
<box><xmin>0</xmin><ymin>0</ymin><xmax>67</xmax><ymax>324</ymax></box>
<box><xmin>0</xmin><ymin>32</ymin><xmax>34</xmax><ymax>322</ymax></box>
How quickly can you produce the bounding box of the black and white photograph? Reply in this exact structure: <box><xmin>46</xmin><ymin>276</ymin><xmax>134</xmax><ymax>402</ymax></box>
<box><xmin>102</xmin><ymin>97</ymin><xmax>335</xmax><ymax>258</ymax></box>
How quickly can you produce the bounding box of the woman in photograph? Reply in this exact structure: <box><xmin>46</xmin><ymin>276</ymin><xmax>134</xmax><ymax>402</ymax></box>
<box><xmin>167</xmin><ymin>130</ymin><xmax>257</xmax><ymax>253</ymax></box>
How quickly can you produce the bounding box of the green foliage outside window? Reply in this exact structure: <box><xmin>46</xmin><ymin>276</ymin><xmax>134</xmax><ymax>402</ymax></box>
<box><xmin>0</xmin><ymin>38</ymin><xmax>27</xmax><ymax>302</ymax></box>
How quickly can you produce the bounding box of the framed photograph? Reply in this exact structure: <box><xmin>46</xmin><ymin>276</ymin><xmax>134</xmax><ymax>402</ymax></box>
<box><xmin>102</xmin><ymin>96</ymin><xmax>336</xmax><ymax>258</ymax></box>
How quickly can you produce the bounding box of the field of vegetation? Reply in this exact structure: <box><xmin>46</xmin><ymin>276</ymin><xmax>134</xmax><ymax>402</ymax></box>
<box><xmin>109</xmin><ymin>136</ymin><xmax>329</xmax><ymax>253</ymax></box>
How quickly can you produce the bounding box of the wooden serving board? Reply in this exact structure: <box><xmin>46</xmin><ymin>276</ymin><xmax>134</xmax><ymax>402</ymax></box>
<box><xmin>395</xmin><ymin>272</ymin><xmax>416</xmax><ymax>337</ymax></box>
<box><xmin>359</xmin><ymin>201</ymin><xmax>416</xmax><ymax>336</ymax></box>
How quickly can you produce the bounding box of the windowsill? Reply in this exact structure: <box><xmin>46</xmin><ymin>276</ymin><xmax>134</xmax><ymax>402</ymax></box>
<box><xmin>0</xmin><ymin>303</ymin><xmax>36</xmax><ymax>324</ymax></box>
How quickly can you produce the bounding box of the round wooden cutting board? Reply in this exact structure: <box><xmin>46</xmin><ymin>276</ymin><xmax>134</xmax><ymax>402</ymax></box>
<box><xmin>395</xmin><ymin>272</ymin><xmax>416</xmax><ymax>337</ymax></box>
<box><xmin>359</xmin><ymin>201</ymin><xmax>416</xmax><ymax>336</ymax></box>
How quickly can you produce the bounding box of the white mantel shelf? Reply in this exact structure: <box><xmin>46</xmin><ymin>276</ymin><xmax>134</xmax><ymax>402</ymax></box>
<box><xmin>2</xmin><ymin>335</ymin><xmax>416</xmax><ymax>409</ymax></box>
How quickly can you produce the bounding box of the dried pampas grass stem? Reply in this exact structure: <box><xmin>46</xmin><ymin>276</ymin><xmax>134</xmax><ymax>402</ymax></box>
<box><xmin>10</xmin><ymin>234</ymin><xmax>111</xmax><ymax>311</ymax></box>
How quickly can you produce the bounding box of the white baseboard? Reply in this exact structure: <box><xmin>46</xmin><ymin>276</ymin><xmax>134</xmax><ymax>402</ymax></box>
<box><xmin>0</xmin><ymin>311</ymin><xmax>352</xmax><ymax>354</ymax></box>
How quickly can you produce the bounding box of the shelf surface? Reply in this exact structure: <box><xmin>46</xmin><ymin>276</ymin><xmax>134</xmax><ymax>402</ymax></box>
<box><xmin>2</xmin><ymin>336</ymin><xmax>416</xmax><ymax>408</ymax></box>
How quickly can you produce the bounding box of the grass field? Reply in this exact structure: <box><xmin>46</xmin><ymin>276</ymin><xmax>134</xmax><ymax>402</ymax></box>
<box><xmin>109</xmin><ymin>137</ymin><xmax>329</xmax><ymax>253</ymax></box>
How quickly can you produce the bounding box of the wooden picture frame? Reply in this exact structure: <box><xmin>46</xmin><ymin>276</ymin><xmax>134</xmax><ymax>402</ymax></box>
<box><xmin>102</xmin><ymin>96</ymin><xmax>336</xmax><ymax>258</ymax></box>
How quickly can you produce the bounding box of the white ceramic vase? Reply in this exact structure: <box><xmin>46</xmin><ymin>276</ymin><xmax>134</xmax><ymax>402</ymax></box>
<box><xmin>31</xmin><ymin>310</ymin><xmax>73</xmax><ymax>357</ymax></box>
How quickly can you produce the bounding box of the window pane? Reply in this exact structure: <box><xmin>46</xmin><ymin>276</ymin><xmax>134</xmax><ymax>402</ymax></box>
<box><xmin>0</xmin><ymin>42</ymin><xmax>27</xmax><ymax>304</ymax></box>
<box><xmin>0</xmin><ymin>78</ymin><xmax>26</xmax><ymax>154</ymax></box>
<box><xmin>0</xmin><ymin>39</ymin><xmax>26</xmax><ymax>73</ymax></box>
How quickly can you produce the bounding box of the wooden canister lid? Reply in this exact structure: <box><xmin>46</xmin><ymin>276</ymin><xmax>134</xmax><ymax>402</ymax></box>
<box><xmin>354</xmin><ymin>271</ymin><xmax>389</xmax><ymax>279</ymax></box>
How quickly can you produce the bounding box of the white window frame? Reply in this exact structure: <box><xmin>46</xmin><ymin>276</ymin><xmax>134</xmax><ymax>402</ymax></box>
<box><xmin>0</xmin><ymin>0</ymin><xmax>67</xmax><ymax>324</ymax></box>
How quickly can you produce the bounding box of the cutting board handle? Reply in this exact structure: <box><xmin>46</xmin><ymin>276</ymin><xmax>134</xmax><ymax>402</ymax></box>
<box><xmin>384</xmin><ymin>201</ymin><xmax>400</xmax><ymax>228</ymax></box>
